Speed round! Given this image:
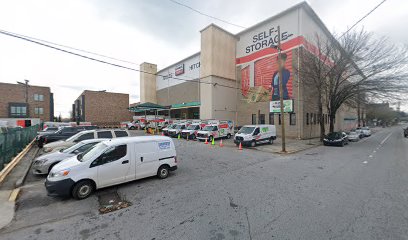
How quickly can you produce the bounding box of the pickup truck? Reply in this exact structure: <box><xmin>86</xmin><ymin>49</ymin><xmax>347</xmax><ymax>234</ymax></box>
<box><xmin>37</xmin><ymin>126</ymin><xmax>84</xmax><ymax>148</ymax></box>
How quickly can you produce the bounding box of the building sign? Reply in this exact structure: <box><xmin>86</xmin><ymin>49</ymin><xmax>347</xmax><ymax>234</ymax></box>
<box><xmin>175</xmin><ymin>64</ymin><xmax>184</xmax><ymax>76</ymax></box>
<box><xmin>156</xmin><ymin>53</ymin><xmax>200</xmax><ymax>90</ymax></box>
<box><xmin>270</xmin><ymin>100</ymin><xmax>294</xmax><ymax>113</ymax></box>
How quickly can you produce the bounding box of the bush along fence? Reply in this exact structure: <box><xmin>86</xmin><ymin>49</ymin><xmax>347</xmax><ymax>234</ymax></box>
<box><xmin>0</xmin><ymin>125</ymin><xmax>39</xmax><ymax>171</ymax></box>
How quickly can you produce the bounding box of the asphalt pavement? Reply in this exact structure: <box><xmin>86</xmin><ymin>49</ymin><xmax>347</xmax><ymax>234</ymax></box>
<box><xmin>0</xmin><ymin>127</ymin><xmax>407</xmax><ymax>240</ymax></box>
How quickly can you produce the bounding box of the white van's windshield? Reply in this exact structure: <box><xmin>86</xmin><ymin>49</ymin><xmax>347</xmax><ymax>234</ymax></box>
<box><xmin>238</xmin><ymin>126</ymin><xmax>256</xmax><ymax>134</ymax></box>
<box><xmin>80</xmin><ymin>142</ymin><xmax>108</xmax><ymax>162</ymax></box>
<box><xmin>187</xmin><ymin>125</ymin><xmax>199</xmax><ymax>130</ymax></box>
<box><xmin>203</xmin><ymin>125</ymin><xmax>215</xmax><ymax>131</ymax></box>
<box><xmin>175</xmin><ymin>125</ymin><xmax>184</xmax><ymax>129</ymax></box>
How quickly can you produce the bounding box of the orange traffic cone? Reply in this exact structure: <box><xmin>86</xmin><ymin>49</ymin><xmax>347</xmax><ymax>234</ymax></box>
<box><xmin>161</xmin><ymin>132</ymin><xmax>164</xmax><ymax>136</ymax></box>
<box><xmin>238</xmin><ymin>142</ymin><xmax>243</xmax><ymax>150</ymax></box>
<box><xmin>205</xmin><ymin>138</ymin><xmax>208</xmax><ymax>144</ymax></box>
<box><xmin>219</xmin><ymin>139</ymin><xmax>224</xmax><ymax>147</ymax></box>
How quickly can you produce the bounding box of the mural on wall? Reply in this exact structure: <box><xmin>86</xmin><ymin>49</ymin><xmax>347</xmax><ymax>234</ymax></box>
<box><xmin>240</xmin><ymin>50</ymin><xmax>294</xmax><ymax>103</ymax></box>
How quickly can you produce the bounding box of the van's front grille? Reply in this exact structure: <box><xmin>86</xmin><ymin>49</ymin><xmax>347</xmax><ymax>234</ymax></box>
<box><xmin>235</xmin><ymin>136</ymin><xmax>244</xmax><ymax>141</ymax></box>
<box><xmin>197</xmin><ymin>133</ymin><xmax>207</xmax><ymax>138</ymax></box>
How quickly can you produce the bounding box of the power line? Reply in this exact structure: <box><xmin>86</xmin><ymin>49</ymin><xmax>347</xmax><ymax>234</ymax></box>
<box><xmin>0</xmin><ymin>28</ymin><xmax>140</xmax><ymax>65</ymax></box>
<box><xmin>340</xmin><ymin>0</ymin><xmax>387</xmax><ymax>38</ymax></box>
<box><xmin>168</xmin><ymin>0</ymin><xmax>246</xmax><ymax>29</ymax></box>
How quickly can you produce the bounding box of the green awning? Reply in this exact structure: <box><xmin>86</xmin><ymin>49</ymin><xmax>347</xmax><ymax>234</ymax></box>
<box><xmin>128</xmin><ymin>102</ymin><xmax>169</xmax><ymax>112</ymax></box>
<box><xmin>170</xmin><ymin>101</ymin><xmax>201</xmax><ymax>109</ymax></box>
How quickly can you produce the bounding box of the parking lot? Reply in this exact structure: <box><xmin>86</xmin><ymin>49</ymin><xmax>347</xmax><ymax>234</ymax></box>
<box><xmin>2</xmin><ymin>127</ymin><xmax>408</xmax><ymax>240</ymax></box>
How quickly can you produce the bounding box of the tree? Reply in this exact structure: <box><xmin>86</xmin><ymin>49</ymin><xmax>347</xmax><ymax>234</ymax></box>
<box><xmin>300</xmin><ymin>29</ymin><xmax>408</xmax><ymax>134</ymax></box>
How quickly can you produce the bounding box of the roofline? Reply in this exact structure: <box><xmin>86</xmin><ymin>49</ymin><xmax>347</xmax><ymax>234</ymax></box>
<box><xmin>157</xmin><ymin>52</ymin><xmax>201</xmax><ymax>73</ymax></box>
<box><xmin>200</xmin><ymin>23</ymin><xmax>237</xmax><ymax>38</ymax></box>
<box><xmin>235</xmin><ymin>1</ymin><xmax>307</xmax><ymax>36</ymax></box>
<box><xmin>0</xmin><ymin>81</ymin><xmax>52</xmax><ymax>90</ymax></box>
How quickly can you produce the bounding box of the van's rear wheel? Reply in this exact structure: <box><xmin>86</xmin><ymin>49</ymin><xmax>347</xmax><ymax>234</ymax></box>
<box><xmin>226</xmin><ymin>133</ymin><xmax>231</xmax><ymax>139</ymax></box>
<box><xmin>157</xmin><ymin>165</ymin><xmax>169</xmax><ymax>179</ymax></box>
<box><xmin>268</xmin><ymin>137</ymin><xmax>273</xmax><ymax>144</ymax></box>
<box><xmin>250</xmin><ymin>140</ymin><xmax>256</xmax><ymax>147</ymax></box>
<box><xmin>72</xmin><ymin>180</ymin><xmax>94</xmax><ymax>200</ymax></box>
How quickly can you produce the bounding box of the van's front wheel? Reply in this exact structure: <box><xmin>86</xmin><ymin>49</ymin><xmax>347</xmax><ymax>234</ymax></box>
<box><xmin>72</xmin><ymin>180</ymin><xmax>94</xmax><ymax>200</ymax></box>
<box><xmin>157</xmin><ymin>165</ymin><xmax>170</xmax><ymax>179</ymax></box>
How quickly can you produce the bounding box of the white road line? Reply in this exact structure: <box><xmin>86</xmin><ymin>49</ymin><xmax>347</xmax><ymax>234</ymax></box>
<box><xmin>380</xmin><ymin>132</ymin><xmax>393</xmax><ymax>145</ymax></box>
<box><xmin>363</xmin><ymin>161</ymin><xmax>368</xmax><ymax>164</ymax></box>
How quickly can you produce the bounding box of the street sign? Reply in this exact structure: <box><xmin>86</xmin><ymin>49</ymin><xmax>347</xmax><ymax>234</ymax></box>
<box><xmin>270</xmin><ymin>100</ymin><xmax>294</xmax><ymax>113</ymax></box>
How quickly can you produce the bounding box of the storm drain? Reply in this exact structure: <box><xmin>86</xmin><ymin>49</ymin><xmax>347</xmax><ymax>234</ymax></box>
<box><xmin>97</xmin><ymin>190</ymin><xmax>131</xmax><ymax>214</ymax></box>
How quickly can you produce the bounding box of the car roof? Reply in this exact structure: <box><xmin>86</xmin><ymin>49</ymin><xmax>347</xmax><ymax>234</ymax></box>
<box><xmin>104</xmin><ymin>136</ymin><xmax>172</xmax><ymax>146</ymax></box>
<box><xmin>80</xmin><ymin>138</ymin><xmax>110</xmax><ymax>144</ymax></box>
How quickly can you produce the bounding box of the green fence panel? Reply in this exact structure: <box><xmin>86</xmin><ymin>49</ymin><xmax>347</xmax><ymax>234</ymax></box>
<box><xmin>0</xmin><ymin>125</ymin><xmax>39</xmax><ymax>171</ymax></box>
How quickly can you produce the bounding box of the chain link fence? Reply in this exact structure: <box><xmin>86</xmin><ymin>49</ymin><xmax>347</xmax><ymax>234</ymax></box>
<box><xmin>0</xmin><ymin>125</ymin><xmax>39</xmax><ymax>171</ymax></box>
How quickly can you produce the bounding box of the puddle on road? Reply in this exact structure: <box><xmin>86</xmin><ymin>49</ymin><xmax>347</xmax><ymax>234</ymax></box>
<box><xmin>97</xmin><ymin>190</ymin><xmax>131</xmax><ymax>214</ymax></box>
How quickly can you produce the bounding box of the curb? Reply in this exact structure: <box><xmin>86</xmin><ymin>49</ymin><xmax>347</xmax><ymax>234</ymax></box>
<box><xmin>8</xmin><ymin>188</ymin><xmax>21</xmax><ymax>202</ymax></box>
<box><xmin>0</xmin><ymin>140</ymin><xmax>35</xmax><ymax>184</ymax></box>
<box><xmin>15</xmin><ymin>147</ymin><xmax>39</xmax><ymax>188</ymax></box>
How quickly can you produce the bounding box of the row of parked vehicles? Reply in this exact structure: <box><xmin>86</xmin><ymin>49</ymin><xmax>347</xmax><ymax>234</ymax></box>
<box><xmin>34</xmin><ymin>126</ymin><xmax>177</xmax><ymax>200</ymax></box>
<box><xmin>323</xmin><ymin>127</ymin><xmax>372</xmax><ymax>147</ymax></box>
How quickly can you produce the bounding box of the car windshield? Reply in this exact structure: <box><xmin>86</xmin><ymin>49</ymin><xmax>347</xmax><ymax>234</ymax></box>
<box><xmin>175</xmin><ymin>125</ymin><xmax>184</xmax><ymax>129</ymax></box>
<box><xmin>45</xmin><ymin>127</ymin><xmax>58</xmax><ymax>132</ymax></box>
<box><xmin>203</xmin><ymin>125</ymin><xmax>216</xmax><ymax>131</ymax></box>
<box><xmin>65</xmin><ymin>132</ymin><xmax>82</xmax><ymax>142</ymax></box>
<box><xmin>187</xmin><ymin>125</ymin><xmax>199</xmax><ymax>130</ymax></box>
<box><xmin>80</xmin><ymin>142</ymin><xmax>108</xmax><ymax>162</ymax></box>
<box><xmin>62</xmin><ymin>142</ymin><xmax>84</xmax><ymax>153</ymax></box>
<box><xmin>349</xmin><ymin>132</ymin><xmax>358</xmax><ymax>136</ymax></box>
<box><xmin>238</xmin><ymin>126</ymin><xmax>256</xmax><ymax>134</ymax></box>
<box><xmin>327</xmin><ymin>132</ymin><xmax>342</xmax><ymax>139</ymax></box>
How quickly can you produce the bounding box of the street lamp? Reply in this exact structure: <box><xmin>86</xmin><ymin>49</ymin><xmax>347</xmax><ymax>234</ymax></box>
<box><xmin>270</xmin><ymin>26</ymin><xmax>286</xmax><ymax>152</ymax></box>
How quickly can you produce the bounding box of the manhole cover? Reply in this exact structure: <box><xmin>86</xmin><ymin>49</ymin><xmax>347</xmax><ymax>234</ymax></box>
<box><xmin>98</xmin><ymin>190</ymin><xmax>131</xmax><ymax>214</ymax></box>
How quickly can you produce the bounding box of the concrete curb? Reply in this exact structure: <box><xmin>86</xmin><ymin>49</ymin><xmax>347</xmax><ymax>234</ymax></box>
<box><xmin>15</xmin><ymin>147</ymin><xmax>38</xmax><ymax>188</ymax></box>
<box><xmin>0</xmin><ymin>140</ymin><xmax>35</xmax><ymax>184</ymax></box>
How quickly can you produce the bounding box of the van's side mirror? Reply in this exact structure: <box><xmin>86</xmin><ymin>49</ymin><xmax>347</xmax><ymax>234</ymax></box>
<box><xmin>77</xmin><ymin>153</ymin><xmax>83</xmax><ymax>160</ymax></box>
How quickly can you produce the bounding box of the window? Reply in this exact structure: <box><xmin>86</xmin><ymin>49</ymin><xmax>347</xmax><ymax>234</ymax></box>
<box><xmin>253</xmin><ymin>128</ymin><xmax>260</xmax><ymax>135</ymax></box>
<box><xmin>258</xmin><ymin>114</ymin><xmax>265</xmax><ymax>124</ymax></box>
<box><xmin>317</xmin><ymin>114</ymin><xmax>320</xmax><ymax>124</ymax></box>
<box><xmin>269</xmin><ymin>113</ymin><xmax>274</xmax><ymax>125</ymax></box>
<box><xmin>73</xmin><ymin>142</ymin><xmax>98</xmax><ymax>154</ymax></box>
<box><xmin>306</xmin><ymin>113</ymin><xmax>309</xmax><ymax>125</ymax></box>
<box><xmin>114</xmin><ymin>130</ymin><xmax>128</xmax><ymax>138</ymax></box>
<box><xmin>213</xmin><ymin>126</ymin><xmax>218</xmax><ymax>131</ymax></box>
<box><xmin>34</xmin><ymin>94</ymin><xmax>44</xmax><ymax>101</ymax></box>
<box><xmin>278</xmin><ymin>114</ymin><xmax>282</xmax><ymax>125</ymax></box>
<box><xmin>313</xmin><ymin>113</ymin><xmax>317</xmax><ymax>125</ymax></box>
<box><xmin>290</xmin><ymin>113</ymin><xmax>296</xmax><ymax>125</ymax></box>
<box><xmin>97</xmin><ymin>131</ymin><xmax>113</xmax><ymax>138</ymax></box>
<box><xmin>92</xmin><ymin>145</ymin><xmax>127</xmax><ymax>166</ymax></box>
<box><xmin>75</xmin><ymin>132</ymin><xmax>95</xmax><ymax>142</ymax></box>
<box><xmin>9</xmin><ymin>103</ymin><xmax>28</xmax><ymax>117</ymax></box>
<box><xmin>34</xmin><ymin>107</ymin><xmax>44</xmax><ymax>115</ymax></box>
<box><xmin>252</xmin><ymin>114</ymin><xmax>257</xmax><ymax>124</ymax></box>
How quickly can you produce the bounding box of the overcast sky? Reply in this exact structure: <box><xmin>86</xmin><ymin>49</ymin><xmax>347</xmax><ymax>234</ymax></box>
<box><xmin>0</xmin><ymin>0</ymin><xmax>407</xmax><ymax>117</ymax></box>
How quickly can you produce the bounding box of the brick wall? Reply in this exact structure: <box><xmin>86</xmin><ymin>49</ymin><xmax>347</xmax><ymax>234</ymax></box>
<box><xmin>0</xmin><ymin>82</ymin><xmax>53</xmax><ymax>121</ymax></box>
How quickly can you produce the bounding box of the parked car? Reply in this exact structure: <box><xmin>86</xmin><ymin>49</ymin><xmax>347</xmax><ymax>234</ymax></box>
<box><xmin>181</xmin><ymin>123</ymin><xmax>203</xmax><ymax>140</ymax></box>
<box><xmin>168</xmin><ymin>123</ymin><xmax>189</xmax><ymax>137</ymax></box>
<box><xmin>37</xmin><ymin>126</ymin><xmax>84</xmax><ymax>148</ymax></box>
<box><xmin>404</xmin><ymin>127</ymin><xmax>408</xmax><ymax>138</ymax></box>
<box><xmin>37</xmin><ymin>127</ymin><xmax>58</xmax><ymax>135</ymax></box>
<box><xmin>197</xmin><ymin>121</ymin><xmax>234</xmax><ymax>142</ymax></box>
<box><xmin>361</xmin><ymin>127</ymin><xmax>371</xmax><ymax>137</ymax></box>
<box><xmin>347</xmin><ymin>131</ymin><xmax>360</xmax><ymax>142</ymax></box>
<box><xmin>33</xmin><ymin>138</ymin><xmax>107</xmax><ymax>175</ymax></box>
<box><xmin>162</xmin><ymin>124</ymin><xmax>177</xmax><ymax>136</ymax></box>
<box><xmin>323</xmin><ymin>132</ymin><xmax>349</xmax><ymax>147</ymax></box>
<box><xmin>45</xmin><ymin>136</ymin><xmax>178</xmax><ymax>199</ymax></box>
<box><xmin>42</xmin><ymin>129</ymin><xmax>129</xmax><ymax>153</ymax></box>
<box><xmin>234</xmin><ymin>125</ymin><xmax>276</xmax><ymax>147</ymax></box>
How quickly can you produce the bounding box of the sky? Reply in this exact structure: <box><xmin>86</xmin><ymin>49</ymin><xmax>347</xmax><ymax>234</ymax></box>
<box><xmin>0</xmin><ymin>0</ymin><xmax>407</xmax><ymax>117</ymax></box>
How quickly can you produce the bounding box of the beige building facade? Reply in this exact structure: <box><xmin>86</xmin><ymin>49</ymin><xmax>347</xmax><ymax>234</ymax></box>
<box><xmin>138</xmin><ymin>2</ymin><xmax>359</xmax><ymax>139</ymax></box>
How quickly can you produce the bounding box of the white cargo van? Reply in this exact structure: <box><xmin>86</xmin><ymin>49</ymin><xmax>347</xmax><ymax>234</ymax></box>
<box><xmin>196</xmin><ymin>120</ymin><xmax>234</xmax><ymax>141</ymax></box>
<box><xmin>234</xmin><ymin>125</ymin><xmax>276</xmax><ymax>147</ymax></box>
<box><xmin>45</xmin><ymin>136</ymin><xmax>177</xmax><ymax>200</ymax></box>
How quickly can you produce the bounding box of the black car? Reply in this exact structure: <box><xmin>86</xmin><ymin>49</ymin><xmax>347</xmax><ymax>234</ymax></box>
<box><xmin>323</xmin><ymin>132</ymin><xmax>349</xmax><ymax>147</ymax></box>
<box><xmin>37</xmin><ymin>126</ymin><xmax>84</xmax><ymax>148</ymax></box>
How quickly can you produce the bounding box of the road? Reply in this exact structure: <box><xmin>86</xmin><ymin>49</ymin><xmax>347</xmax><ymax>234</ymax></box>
<box><xmin>0</xmin><ymin>127</ymin><xmax>407</xmax><ymax>239</ymax></box>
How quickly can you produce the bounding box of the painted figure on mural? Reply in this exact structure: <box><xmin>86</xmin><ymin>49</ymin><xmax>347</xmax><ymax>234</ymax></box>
<box><xmin>271</xmin><ymin>53</ymin><xmax>290</xmax><ymax>101</ymax></box>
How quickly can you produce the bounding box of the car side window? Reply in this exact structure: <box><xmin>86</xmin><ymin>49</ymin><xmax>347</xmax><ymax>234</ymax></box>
<box><xmin>253</xmin><ymin>128</ymin><xmax>260</xmax><ymax>135</ymax></box>
<box><xmin>75</xmin><ymin>132</ymin><xmax>95</xmax><ymax>142</ymax></box>
<box><xmin>213</xmin><ymin>126</ymin><xmax>218</xmax><ymax>131</ymax></box>
<box><xmin>97</xmin><ymin>131</ymin><xmax>113</xmax><ymax>138</ymax></box>
<box><xmin>114</xmin><ymin>130</ymin><xmax>128</xmax><ymax>138</ymax></box>
<box><xmin>91</xmin><ymin>145</ymin><xmax>127</xmax><ymax>167</ymax></box>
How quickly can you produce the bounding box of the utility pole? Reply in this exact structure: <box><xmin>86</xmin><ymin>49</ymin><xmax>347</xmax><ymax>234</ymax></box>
<box><xmin>17</xmin><ymin>79</ymin><xmax>29</xmax><ymax>103</ymax></box>
<box><xmin>277</xmin><ymin>26</ymin><xmax>286</xmax><ymax>152</ymax></box>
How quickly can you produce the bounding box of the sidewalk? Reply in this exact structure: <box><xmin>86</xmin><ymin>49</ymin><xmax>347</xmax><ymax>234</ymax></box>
<box><xmin>0</xmin><ymin>145</ymin><xmax>38</xmax><ymax>230</ymax></box>
<box><xmin>223</xmin><ymin>137</ymin><xmax>321</xmax><ymax>154</ymax></box>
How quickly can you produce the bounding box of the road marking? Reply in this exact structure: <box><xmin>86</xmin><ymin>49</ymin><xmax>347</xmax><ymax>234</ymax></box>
<box><xmin>380</xmin><ymin>132</ymin><xmax>393</xmax><ymax>145</ymax></box>
<box><xmin>363</xmin><ymin>161</ymin><xmax>368</xmax><ymax>164</ymax></box>
<box><xmin>369</xmin><ymin>155</ymin><xmax>373</xmax><ymax>158</ymax></box>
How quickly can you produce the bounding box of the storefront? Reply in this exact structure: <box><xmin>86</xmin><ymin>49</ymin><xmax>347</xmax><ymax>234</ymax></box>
<box><xmin>138</xmin><ymin>2</ymin><xmax>358</xmax><ymax>139</ymax></box>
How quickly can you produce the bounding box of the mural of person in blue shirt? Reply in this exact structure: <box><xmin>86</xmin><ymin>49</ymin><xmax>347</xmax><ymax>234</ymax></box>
<box><xmin>271</xmin><ymin>53</ymin><xmax>290</xmax><ymax>101</ymax></box>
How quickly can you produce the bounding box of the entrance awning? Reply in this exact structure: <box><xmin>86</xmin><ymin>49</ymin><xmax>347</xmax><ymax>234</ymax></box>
<box><xmin>170</xmin><ymin>101</ymin><xmax>200</xmax><ymax>109</ymax></box>
<box><xmin>128</xmin><ymin>102</ymin><xmax>169</xmax><ymax>112</ymax></box>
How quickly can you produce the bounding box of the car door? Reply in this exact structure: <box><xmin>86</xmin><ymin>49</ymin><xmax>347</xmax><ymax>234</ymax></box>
<box><xmin>91</xmin><ymin>144</ymin><xmax>130</xmax><ymax>188</ymax></box>
<box><xmin>135</xmin><ymin>142</ymin><xmax>160</xmax><ymax>179</ymax></box>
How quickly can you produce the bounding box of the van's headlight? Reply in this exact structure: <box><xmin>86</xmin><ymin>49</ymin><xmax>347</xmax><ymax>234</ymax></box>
<box><xmin>49</xmin><ymin>169</ymin><xmax>70</xmax><ymax>179</ymax></box>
